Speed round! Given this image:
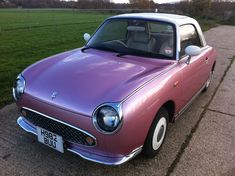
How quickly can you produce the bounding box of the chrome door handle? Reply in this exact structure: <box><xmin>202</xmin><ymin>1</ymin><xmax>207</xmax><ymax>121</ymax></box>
<box><xmin>205</xmin><ymin>57</ymin><xmax>209</xmax><ymax>64</ymax></box>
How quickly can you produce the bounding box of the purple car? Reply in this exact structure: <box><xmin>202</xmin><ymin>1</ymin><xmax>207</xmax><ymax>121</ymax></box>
<box><xmin>14</xmin><ymin>13</ymin><xmax>216</xmax><ymax>165</ymax></box>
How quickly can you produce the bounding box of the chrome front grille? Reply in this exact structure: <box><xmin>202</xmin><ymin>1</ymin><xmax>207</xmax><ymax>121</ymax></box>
<box><xmin>22</xmin><ymin>108</ymin><xmax>96</xmax><ymax>146</ymax></box>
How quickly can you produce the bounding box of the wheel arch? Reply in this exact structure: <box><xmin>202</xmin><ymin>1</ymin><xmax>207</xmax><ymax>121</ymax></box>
<box><xmin>212</xmin><ymin>61</ymin><xmax>216</xmax><ymax>72</ymax></box>
<box><xmin>161</xmin><ymin>100</ymin><xmax>175</xmax><ymax>123</ymax></box>
<box><xmin>142</xmin><ymin>100</ymin><xmax>175</xmax><ymax>157</ymax></box>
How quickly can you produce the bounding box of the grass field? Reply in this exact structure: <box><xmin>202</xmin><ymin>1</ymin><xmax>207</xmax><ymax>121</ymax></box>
<box><xmin>0</xmin><ymin>9</ymin><xmax>220</xmax><ymax>107</ymax></box>
<box><xmin>0</xmin><ymin>9</ymin><xmax>112</xmax><ymax>107</ymax></box>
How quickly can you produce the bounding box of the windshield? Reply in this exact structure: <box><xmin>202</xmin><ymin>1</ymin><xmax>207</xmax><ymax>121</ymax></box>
<box><xmin>87</xmin><ymin>19</ymin><xmax>175</xmax><ymax>59</ymax></box>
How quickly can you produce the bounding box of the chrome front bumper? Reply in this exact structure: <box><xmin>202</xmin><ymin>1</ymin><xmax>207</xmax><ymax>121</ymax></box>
<box><xmin>17</xmin><ymin>116</ymin><xmax>142</xmax><ymax>165</ymax></box>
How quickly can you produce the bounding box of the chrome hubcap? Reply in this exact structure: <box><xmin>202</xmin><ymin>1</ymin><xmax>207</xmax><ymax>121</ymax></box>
<box><xmin>152</xmin><ymin>117</ymin><xmax>167</xmax><ymax>150</ymax></box>
<box><xmin>157</xmin><ymin>125</ymin><xmax>165</xmax><ymax>142</ymax></box>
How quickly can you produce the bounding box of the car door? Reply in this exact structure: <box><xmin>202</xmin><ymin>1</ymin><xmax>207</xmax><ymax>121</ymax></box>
<box><xmin>178</xmin><ymin>24</ymin><xmax>209</xmax><ymax>105</ymax></box>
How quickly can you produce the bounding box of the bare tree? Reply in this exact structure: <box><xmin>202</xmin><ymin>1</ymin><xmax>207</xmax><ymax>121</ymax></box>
<box><xmin>129</xmin><ymin>0</ymin><xmax>154</xmax><ymax>9</ymax></box>
<box><xmin>191</xmin><ymin>0</ymin><xmax>212</xmax><ymax>17</ymax></box>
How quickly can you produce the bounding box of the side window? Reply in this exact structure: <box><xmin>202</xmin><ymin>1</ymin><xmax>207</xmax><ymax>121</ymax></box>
<box><xmin>179</xmin><ymin>24</ymin><xmax>202</xmax><ymax>57</ymax></box>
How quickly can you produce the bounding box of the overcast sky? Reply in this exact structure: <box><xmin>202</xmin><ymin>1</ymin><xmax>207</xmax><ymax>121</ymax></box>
<box><xmin>113</xmin><ymin>0</ymin><xmax>182</xmax><ymax>3</ymax></box>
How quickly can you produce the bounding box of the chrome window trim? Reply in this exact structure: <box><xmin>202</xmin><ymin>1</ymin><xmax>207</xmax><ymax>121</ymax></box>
<box><xmin>21</xmin><ymin>107</ymin><xmax>97</xmax><ymax>143</ymax></box>
<box><xmin>92</xmin><ymin>102</ymin><xmax>123</xmax><ymax>135</ymax></box>
<box><xmin>176</xmin><ymin>24</ymin><xmax>180</xmax><ymax>61</ymax></box>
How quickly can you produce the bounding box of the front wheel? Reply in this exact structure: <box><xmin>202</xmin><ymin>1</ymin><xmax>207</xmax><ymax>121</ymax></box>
<box><xmin>142</xmin><ymin>108</ymin><xmax>169</xmax><ymax>158</ymax></box>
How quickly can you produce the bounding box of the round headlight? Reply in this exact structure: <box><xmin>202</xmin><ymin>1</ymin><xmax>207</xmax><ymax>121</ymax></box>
<box><xmin>93</xmin><ymin>104</ymin><xmax>122</xmax><ymax>134</ymax></box>
<box><xmin>13</xmin><ymin>74</ymin><xmax>26</xmax><ymax>101</ymax></box>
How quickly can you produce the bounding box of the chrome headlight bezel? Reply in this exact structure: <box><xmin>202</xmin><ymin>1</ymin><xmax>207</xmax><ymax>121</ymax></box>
<box><xmin>13</xmin><ymin>74</ymin><xmax>26</xmax><ymax>101</ymax></box>
<box><xmin>92</xmin><ymin>103</ymin><xmax>123</xmax><ymax>134</ymax></box>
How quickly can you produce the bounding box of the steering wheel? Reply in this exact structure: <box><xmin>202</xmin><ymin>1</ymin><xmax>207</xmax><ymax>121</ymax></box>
<box><xmin>112</xmin><ymin>40</ymin><xmax>128</xmax><ymax>48</ymax></box>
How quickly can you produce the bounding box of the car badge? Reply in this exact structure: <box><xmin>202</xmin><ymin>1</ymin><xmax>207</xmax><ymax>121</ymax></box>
<box><xmin>51</xmin><ymin>91</ymin><xmax>58</xmax><ymax>100</ymax></box>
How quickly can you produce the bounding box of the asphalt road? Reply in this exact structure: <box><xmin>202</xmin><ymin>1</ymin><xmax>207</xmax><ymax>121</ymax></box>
<box><xmin>1</xmin><ymin>26</ymin><xmax>235</xmax><ymax>176</ymax></box>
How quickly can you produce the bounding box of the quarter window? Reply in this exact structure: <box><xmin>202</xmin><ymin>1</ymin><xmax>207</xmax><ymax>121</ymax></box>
<box><xmin>179</xmin><ymin>24</ymin><xmax>202</xmax><ymax>57</ymax></box>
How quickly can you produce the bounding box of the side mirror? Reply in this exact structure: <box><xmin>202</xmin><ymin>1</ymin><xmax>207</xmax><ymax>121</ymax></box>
<box><xmin>185</xmin><ymin>45</ymin><xmax>202</xmax><ymax>64</ymax></box>
<box><xmin>185</xmin><ymin>45</ymin><xmax>202</xmax><ymax>56</ymax></box>
<box><xmin>84</xmin><ymin>33</ymin><xmax>91</xmax><ymax>42</ymax></box>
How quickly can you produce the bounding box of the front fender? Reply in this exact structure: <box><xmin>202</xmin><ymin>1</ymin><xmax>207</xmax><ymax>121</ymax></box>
<box><xmin>114</xmin><ymin>63</ymin><xmax>183</xmax><ymax>151</ymax></box>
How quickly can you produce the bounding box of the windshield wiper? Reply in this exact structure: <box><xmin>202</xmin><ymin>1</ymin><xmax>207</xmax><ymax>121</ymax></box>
<box><xmin>116</xmin><ymin>53</ymin><xmax>129</xmax><ymax>57</ymax></box>
<box><xmin>90</xmin><ymin>45</ymin><xmax>119</xmax><ymax>53</ymax></box>
<box><xmin>81</xmin><ymin>46</ymin><xmax>91</xmax><ymax>53</ymax></box>
<box><xmin>82</xmin><ymin>44</ymin><xmax>121</xmax><ymax>55</ymax></box>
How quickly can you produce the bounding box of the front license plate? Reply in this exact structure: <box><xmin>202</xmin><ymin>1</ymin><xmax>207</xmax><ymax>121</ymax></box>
<box><xmin>36</xmin><ymin>127</ymin><xmax>64</xmax><ymax>153</ymax></box>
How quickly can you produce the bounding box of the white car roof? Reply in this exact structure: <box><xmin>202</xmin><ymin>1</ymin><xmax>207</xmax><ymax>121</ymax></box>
<box><xmin>110</xmin><ymin>13</ymin><xmax>198</xmax><ymax>26</ymax></box>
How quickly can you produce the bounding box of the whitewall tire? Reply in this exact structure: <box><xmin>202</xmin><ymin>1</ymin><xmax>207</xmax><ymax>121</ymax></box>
<box><xmin>143</xmin><ymin>107</ymin><xmax>169</xmax><ymax>158</ymax></box>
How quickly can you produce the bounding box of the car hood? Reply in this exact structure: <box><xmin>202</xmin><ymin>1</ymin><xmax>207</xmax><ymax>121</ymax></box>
<box><xmin>23</xmin><ymin>48</ymin><xmax>176</xmax><ymax>116</ymax></box>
